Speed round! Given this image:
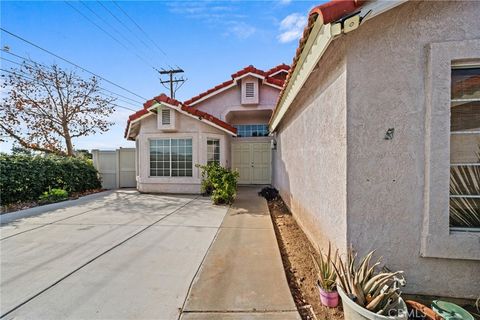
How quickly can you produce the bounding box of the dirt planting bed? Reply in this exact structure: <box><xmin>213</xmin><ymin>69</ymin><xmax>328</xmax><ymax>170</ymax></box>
<box><xmin>1</xmin><ymin>188</ymin><xmax>104</xmax><ymax>214</ymax></box>
<box><xmin>266</xmin><ymin>195</ymin><xmax>344</xmax><ymax>320</ymax></box>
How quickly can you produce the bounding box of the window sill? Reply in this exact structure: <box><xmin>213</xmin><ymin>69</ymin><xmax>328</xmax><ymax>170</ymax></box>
<box><xmin>139</xmin><ymin>176</ymin><xmax>200</xmax><ymax>184</ymax></box>
<box><xmin>450</xmin><ymin>227</ymin><xmax>480</xmax><ymax>233</ymax></box>
<box><xmin>421</xmin><ymin>230</ymin><xmax>480</xmax><ymax>261</ymax></box>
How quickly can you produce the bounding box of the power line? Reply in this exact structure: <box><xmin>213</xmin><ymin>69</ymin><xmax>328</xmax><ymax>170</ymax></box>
<box><xmin>0</xmin><ymin>49</ymin><xmax>143</xmax><ymax>105</ymax></box>
<box><xmin>0</xmin><ymin>62</ymin><xmax>138</xmax><ymax>109</ymax></box>
<box><xmin>0</xmin><ymin>67</ymin><xmax>136</xmax><ymax>112</ymax></box>
<box><xmin>78</xmin><ymin>1</ymin><xmax>158</xmax><ymax>69</ymax></box>
<box><xmin>96</xmin><ymin>1</ymin><xmax>163</xmax><ymax>67</ymax></box>
<box><xmin>64</xmin><ymin>1</ymin><xmax>158</xmax><ymax>72</ymax></box>
<box><xmin>158</xmin><ymin>68</ymin><xmax>186</xmax><ymax>99</ymax></box>
<box><xmin>0</xmin><ymin>27</ymin><xmax>147</xmax><ymax>101</ymax></box>
<box><xmin>112</xmin><ymin>1</ymin><xmax>174</xmax><ymax>68</ymax></box>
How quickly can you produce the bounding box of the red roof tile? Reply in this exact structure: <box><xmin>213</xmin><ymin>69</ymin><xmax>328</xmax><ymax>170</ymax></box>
<box><xmin>184</xmin><ymin>64</ymin><xmax>290</xmax><ymax>105</ymax></box>
<box><xmin>272</xmin><ymin>0</ymin><xmax>365</xmax><ymax>125</ymax></box>
<box><xmin>265</xmin><ymin>77</ymin><xmax>285</xmax><ymax>87</ymax></box>
<box><xmin>265</xmin><ymin>63</ymin><xmax>290</xmax><ymax>76</ymax></box>
<box><xmin>230</xmin><ymin>65</ymin><xmax>266</xmax><ymax>78</ymax></box>
<box><xmin>124</xmin><ymin>94</ymin><xmax>237</xmax><ymax>139</ymax></box>
<box><xmin>184</xmin><ymin>79</ymin><xmax>235</xmax><ymax>105</ymax></box>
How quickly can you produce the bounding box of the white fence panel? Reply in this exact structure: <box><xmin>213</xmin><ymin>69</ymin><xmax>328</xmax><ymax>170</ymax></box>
<box><xmin>118</xmin><ymin>148</ymin><xmax>136</xmax><ymax>188</ymax></box>
<box><xmin>92</xmin><ymin>148</ymin><xmax>136</xmax><ymax>189</ymax></box>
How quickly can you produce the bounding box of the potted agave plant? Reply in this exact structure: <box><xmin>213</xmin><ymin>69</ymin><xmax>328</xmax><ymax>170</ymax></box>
<box><xmin>332</xmin><ymin>247</ymin><xmax>408</xmax><ymax>320</ymax></box>
<box><xmin>311</xmin><ymin>243</ymin><xmax>339</xmax><ymax>308</ymax></box>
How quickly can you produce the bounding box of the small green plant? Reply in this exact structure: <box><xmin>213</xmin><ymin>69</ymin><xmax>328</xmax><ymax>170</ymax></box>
<box><xmin>197</xmin><ymin>163</ymin><xmax>239</xmax><ymax>205</ymax></box>
<box><xmin>311</xmin><ymin>243</ymin><xmax>338</xmax><ymax>292</ymax></box>
<box><xmin>332</xmin><ymin>246</ymin><xmax>405</xmax><ymax>315</ymax></box>
<box><xmin>38</xmin><ymin>188</ymin><xmax>69</xmax><ymax>204</ymax></box>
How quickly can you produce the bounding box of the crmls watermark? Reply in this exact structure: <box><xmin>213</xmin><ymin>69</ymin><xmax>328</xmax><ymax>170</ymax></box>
<box><xmin>388</xmin><ymin>308</ymin><xmax>427</xmax><ymax>319</ymax></box>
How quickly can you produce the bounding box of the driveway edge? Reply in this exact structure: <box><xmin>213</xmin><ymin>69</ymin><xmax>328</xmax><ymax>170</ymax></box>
<box><xmin>0</xmin><ymin>190</ymin><xmax>115</xmax><ymax>225</ymax></box>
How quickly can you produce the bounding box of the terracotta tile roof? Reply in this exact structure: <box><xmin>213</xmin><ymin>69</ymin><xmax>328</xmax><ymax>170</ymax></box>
<box><xmin>273</xmin><ymin>0</ymin><xmax>365</xmax><ymax>123</ymax></box>
<box><xmin>265</xmin><ymin>77</ymin><xmax>285</xmax><ymax>87</ymax></box>
<box><xmin>184</xmin><ymin>64</ymin><xmax>290</xmax><ymax>105</ymax></box>
<box><xmin>183</xmin><ymin>80</ymin><xmax>235</xmax><ymax>106</ymax></box>
<box><xmin>230</xmin><ymin>65</ymin><xmax>266</xmax><ymax>78</ymax></box>
<box><xmin>265</xmin><ymin>63</ymin><xmax>290</xmax><ymax>76</ymax></box>
<box><xmin>124</xmin><ymin>94</ymin><xmax>237</xmax><ymax>140</ymax></box>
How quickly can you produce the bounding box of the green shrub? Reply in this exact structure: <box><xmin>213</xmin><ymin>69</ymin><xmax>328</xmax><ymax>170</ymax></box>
<box><xmin>38</xmin><ymin>188</ymin><xmax>69</xmax><ymax>204</ymax></box>
<box><xmin>197</xmin><ymin>163</ymin><xmax>239</xmax><ymax>205</ymax></box>
<box><xmin>0</xmin><ymin>154</ymin><xmax>101</xmax><ymax>206</ymax></box>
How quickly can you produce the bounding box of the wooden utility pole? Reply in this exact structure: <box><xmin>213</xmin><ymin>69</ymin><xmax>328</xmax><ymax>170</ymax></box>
<box><xmin>158</xmin><ymin>68</ymin><xmax>186</xmax><ymax>99</ymax></box>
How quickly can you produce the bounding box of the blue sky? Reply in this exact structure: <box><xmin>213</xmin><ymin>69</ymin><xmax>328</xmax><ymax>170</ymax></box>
<box><xmin>0</xmin><ymin>0</ymin><xmax>320</xmax><ymax>152</ymax></box>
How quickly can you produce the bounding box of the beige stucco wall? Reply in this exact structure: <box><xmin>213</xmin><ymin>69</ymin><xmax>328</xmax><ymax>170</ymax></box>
<box><xmin>272</xmin><ymin>37</ymin><xmax>349</xmax><ymax>253</ymax></box>
<box><xmin>345</xmin><ymin>1</ymin><xmax>480</xmax><ymax>298</ymax></box>
<box><xmin>273</xmin><ymin>1</ymin><xmax>480</xmax><ymax>298</ymax></box>
<box><xmin>136</xmin><ymin>111</ymin><xmax>230</xmax><ymax>194</ymax></box>
<box><xmin>193</xmin><ymin>80</ymin><xmax>280</xmax><ymax>123</ymax></box>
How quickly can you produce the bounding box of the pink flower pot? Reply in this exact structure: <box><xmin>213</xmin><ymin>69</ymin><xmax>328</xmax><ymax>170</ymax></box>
<box><xmin>319</xmin><ymin>287</ymin><xmax>339</xmax><ymax>308</ymax></box>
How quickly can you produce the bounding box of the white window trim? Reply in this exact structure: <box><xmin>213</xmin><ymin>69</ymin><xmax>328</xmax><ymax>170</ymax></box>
<box><xmin>421</xmin><ymin>39</ymin><xmax>480</xmax><ymax>261</ymax></box>
<box><xmin>241</xmin><ymin>77</ymin><xmax>259</xmax><ymax>105</ymax></box>
<box><xmin>201</xmin><ymin>133</ymin><xmax>226</xmax><ymax>167</ymax></box>
<box><xmin>206</xmin><ymin>138</ymin><xmax>221</xmax><ymax>165</ymax></box>
<box><xmin>149</xmin><ymin>138</ymin><xmax>194</xmax><ymax>178</ymax></box>
<box><xmin>138</xmin><ymin>133</ymin><xmax>200</xmax><ymax>184</ymax></box>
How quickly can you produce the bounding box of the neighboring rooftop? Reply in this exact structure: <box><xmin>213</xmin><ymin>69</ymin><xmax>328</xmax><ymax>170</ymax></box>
<box><xmin>124</xmin><ymin>94</ymin><xmax>237</xmax><ymax>140</ymax></box>
<box><xmin>125</xmin><ymin>64</ymin><xmax>290</xmax><ymax>140</ymax></box>
<box><xmin>184</xmin><ymin>64</ymin><xmax>290</xmax><ymax>106</ymax></box>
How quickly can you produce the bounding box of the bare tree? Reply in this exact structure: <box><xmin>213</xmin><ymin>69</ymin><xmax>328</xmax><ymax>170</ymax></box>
<box><xmin>1</xmin><ymin>62</ymin><xmax>115</xmax><ymax>156</ymax></box>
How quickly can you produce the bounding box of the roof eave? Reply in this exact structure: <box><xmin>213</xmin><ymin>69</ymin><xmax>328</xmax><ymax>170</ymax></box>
<box><xmin>187</xmin><ymin>82</ymin><xmax>237</xmax><ymax>106</ymax></box>
<box><xmin>149</xmin><ymin>100</ymin><xmax>237</xmax><ymax>136</ymax></box>
<box><xmin>269</xmin><ymin>0</ymin><xmax>408</xmax><ymax>132</ymax></box>
<box><xmin>270</xmin><ymin>15</ymin><xmax>332</xmax><ymax>132</ymax></box>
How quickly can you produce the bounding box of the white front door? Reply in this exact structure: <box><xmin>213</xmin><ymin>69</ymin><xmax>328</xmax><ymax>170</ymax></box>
<box><xmin>232</xmin><ymin>142</ymin><xmax>271</xmax><ymax>184</ymax></box>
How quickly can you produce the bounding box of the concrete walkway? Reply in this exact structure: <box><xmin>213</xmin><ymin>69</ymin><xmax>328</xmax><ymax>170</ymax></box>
<box><xmin>180</xmin><ymin>187</ymin><xmax>300</xmax><ymax>319</ymax></box>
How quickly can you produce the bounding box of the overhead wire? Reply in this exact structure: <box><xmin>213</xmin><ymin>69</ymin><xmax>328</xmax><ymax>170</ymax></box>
<box><xmin>96</xmin><ymin>1</ymin><xmax>166</xmax><ymax>67</ymax></box>
<box><xmin>0</xmin><ymin>27</ymin><xmax>148</xmax><ymax>101</ymax></box>
<box><xmin>64</xmin><ymin>1</ymin><xmax>158</xmax><ymax>72</ymax></box>
<box><xmin>112</xmin><ymin>1</ymin><xmax>175</xmax><ymax>69</ymax></box>
<box><xmin>78</xmin><ymin>1</ymin><xmax>159</xmax><ymax>70</ymax></box>
<box><xmin>0</xmin><ymin>49</ymin><xmax>143</xmax><ymax>106</ymax></box>
<box><xmin>0</xmin><ymin>67</ymin><xmax>137</xmax><ymax>112</ymax></box>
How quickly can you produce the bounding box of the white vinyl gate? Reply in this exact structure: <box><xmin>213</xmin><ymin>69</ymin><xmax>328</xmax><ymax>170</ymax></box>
<box><xmin>92</xmin><ymin>148</ymin><xmax>136</xmax><ymax>189</ymax></box>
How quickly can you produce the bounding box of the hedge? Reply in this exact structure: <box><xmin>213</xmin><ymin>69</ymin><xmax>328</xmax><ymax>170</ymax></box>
<box><xmin>0</xmin><ymin>154</ymin><xmax>101</xmax><ymax>206</ymax></box>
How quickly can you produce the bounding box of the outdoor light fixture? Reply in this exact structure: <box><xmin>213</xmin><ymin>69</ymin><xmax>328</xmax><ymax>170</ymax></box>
<box><xmin>343</xmin><ymin>14</ymin><xmax>360</xmax><ymax>33</ymax></box>
<box><xmin>271</xmin><ymin>139</ymin><xmax>277</xmax><ymax>150</ymax></box>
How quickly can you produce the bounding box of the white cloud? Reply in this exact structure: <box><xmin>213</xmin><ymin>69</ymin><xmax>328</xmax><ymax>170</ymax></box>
<box><xmin>277</xmin><ymin>13</ymin><xmax>307</xmax><ymax>43</ymax></box>
<box><xmin>167</xmin><ymin>1</ymin><xmax>253</xmax><ymax>39</ymax></box>
<box><xmin>279</xmin><ymin>0</ymin><xmax>292</xmax><ymax>5</ymax></box>
<box><xmin>225</xmin><ymin>21</ymin><xmax>256</xmax><ymax>39</ymax></box>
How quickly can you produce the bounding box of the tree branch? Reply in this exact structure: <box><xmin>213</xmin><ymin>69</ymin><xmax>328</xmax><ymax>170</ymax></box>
<box><xmin>0</xmin><ymin>123</ymin><xmax>66</xmax><ymax>156</ymax></box>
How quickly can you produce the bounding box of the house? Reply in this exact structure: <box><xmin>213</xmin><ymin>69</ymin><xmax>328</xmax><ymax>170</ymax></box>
<box><xmin>125</xmin><ymin>64</ymin><xmax>289</xmax><ymax>193</ymax></box>
<box><xmin>270</xmin><ymin>0</ymin><xmax>480</xmax><ymax>298</ymax></box>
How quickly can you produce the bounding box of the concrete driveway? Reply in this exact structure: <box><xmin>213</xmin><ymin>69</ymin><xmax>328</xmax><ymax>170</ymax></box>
<box><xmin>0</xmin><ymin>190</ymin><xmax>228</xmax><ymax>320</ymax></box>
